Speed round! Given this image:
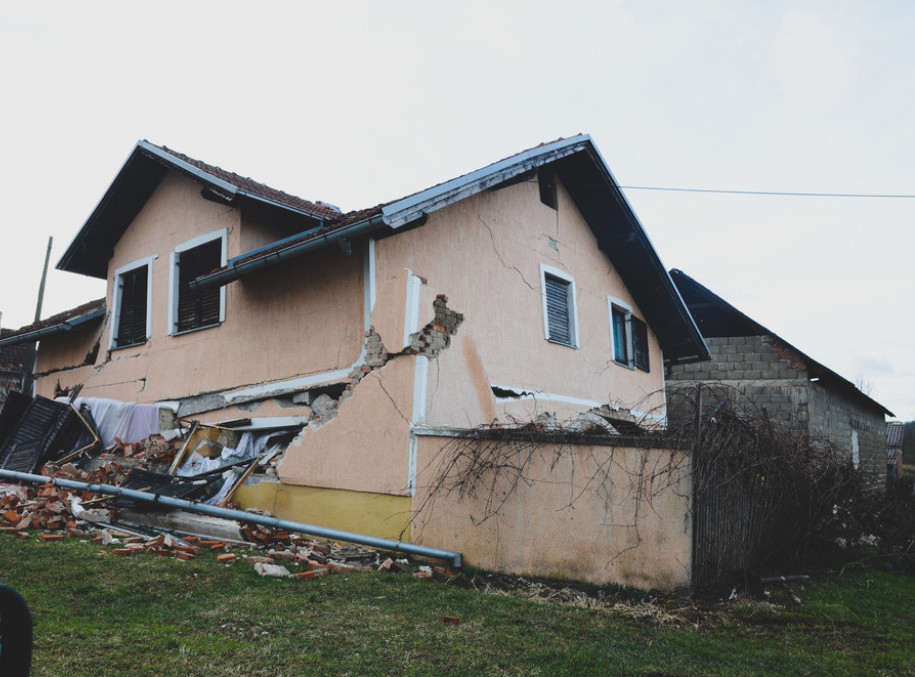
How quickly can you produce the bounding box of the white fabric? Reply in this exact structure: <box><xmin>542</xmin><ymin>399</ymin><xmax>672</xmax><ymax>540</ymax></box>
<box><xmin>60</xmin><ymin>397</ymin><xmax>161</xmax><ymax>447</ymax></box>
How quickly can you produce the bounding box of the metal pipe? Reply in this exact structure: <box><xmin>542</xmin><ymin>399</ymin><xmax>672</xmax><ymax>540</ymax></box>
<box><xmin>0</xmin><ymin>469</ymin><xmax>462</xmax><ymax>568</ymax></box>
<box><xmin>189</xmin><ymin>215</ymin><xmax>387</xmax><ymax>292</ymax></box>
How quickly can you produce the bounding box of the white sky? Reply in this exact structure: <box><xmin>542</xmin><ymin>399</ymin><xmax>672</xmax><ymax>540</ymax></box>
<box><xmin>1</xmin><ymin>1</ymin><xmax>912</xmax><ymax>419</ymax></box>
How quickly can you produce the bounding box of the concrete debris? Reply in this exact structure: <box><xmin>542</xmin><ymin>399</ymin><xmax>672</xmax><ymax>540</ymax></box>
<box><xmin>0</xmin><ymin>391</ymin><xmax>461</xmax><ymax>582</ymax></box>
<box><xmin>254</xmin><ymin>562</ymin><xmax>291</xmax><ymax>578</ymax></box>
<box><xmin>569</xmin><ymin>411</ymin><xmax>620</xmax><ymax>434</ymax></box>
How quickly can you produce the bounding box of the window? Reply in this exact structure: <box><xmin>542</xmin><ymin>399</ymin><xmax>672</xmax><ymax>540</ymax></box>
<box><xmin>111</xmin><ymin>256</ymin><xmax>155</xmax><ymax>349</ymax></box>
<box><xmin>170</xmin><ymin>231</ymin><xmax>226</xmax><ymax>335</ymax></box>
<box><xmin>608</xmin><ymin>297</ymin><xmax>650</xmax><ymax>372</ymax></box>
<box><xmin>540</xmin><ymin>265</ymin><xmax>578</xmax><ymax>347</ymax></box>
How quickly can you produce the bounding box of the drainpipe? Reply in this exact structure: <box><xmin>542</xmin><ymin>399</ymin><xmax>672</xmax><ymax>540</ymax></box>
<box><xmin>189</xmin><ymin>215</ymin><xmax>387</xmax><ymax>292</ymax></box>
<box><xmin>0</xmin><ymin>469</ymin><xmax>462</xmax><ymax>569</ymax></box>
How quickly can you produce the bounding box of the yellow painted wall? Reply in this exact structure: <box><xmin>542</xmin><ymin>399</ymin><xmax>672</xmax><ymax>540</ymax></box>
<box><xmin>234</xmin><ymin>480</ymin><xmax>411</xmax><ymax>541</ymax></box>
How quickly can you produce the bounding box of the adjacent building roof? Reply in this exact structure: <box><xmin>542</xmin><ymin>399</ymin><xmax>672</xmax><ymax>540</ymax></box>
<box><xmin>670</xmin><ymin>269</ymin><xmax>893</xmax><ymax>417</ymax></box>
<box><xmin>887</xmin><ymin>421</ymin><xmax>906</xmax><ymax>448</ymax></box>
<box><xmin>58</xmin><ymin>141</ymin><xmax>340</xmax><ymax>279</ymax></box>
<box><xmin>0</xmin><ymin>299</ymin><xmax>106</xmax><ymax>348</ymax></box>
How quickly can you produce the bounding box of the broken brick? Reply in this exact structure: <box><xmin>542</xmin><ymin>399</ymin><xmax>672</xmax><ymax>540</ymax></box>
<box><xmin>217</xmin><ymin>553</ymin><xmax>237</xmax><ymax>564</ymax></box>
<box><xmin>40</xmin><ymin>533</ymin><xmax>65</xmax><ymax>542</ymax></box>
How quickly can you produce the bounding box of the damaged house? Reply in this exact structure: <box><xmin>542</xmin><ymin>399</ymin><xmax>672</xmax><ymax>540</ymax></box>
<box><xmin>0</xmin><ymin>136</ymin><xmax>710</xmax><ymax>588</ymax></box>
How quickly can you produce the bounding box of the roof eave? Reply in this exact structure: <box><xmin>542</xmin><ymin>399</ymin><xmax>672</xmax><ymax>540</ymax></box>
<box><xmin>0</xmin><ymin>306</ymin><xmax>106</xmax><ymax>348</ymax></box>
<box><xmin>57</xmin><ymin>141</ymin><xmax>329</xmax><ymax>279</ymax></box>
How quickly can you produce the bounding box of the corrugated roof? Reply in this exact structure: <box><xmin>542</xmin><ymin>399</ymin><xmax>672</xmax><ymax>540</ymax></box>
<box><xmin>887</xmin><ymin>421</ymin><xmax>906</xmax><ymax>447</ymax></box>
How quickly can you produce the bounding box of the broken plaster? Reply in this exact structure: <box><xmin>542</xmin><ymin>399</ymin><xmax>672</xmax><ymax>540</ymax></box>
<box><xmin>305</xmin><ymin>295</ymin><xmax>464</xmax><ymax>432</ymax></box>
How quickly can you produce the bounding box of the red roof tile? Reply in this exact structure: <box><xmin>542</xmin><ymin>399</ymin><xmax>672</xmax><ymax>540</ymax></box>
<box><xmin>155</xmin><ymin>145</ymin><xmax>343</xmax><ymax>220</ymax></box>
<box><xmin>4</xmin><ymin>298</ymin><xmax>106</xmax><ymax>338</ymax></box>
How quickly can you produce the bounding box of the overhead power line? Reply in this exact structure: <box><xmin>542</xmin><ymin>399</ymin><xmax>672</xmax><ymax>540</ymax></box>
<box><xmin>619</xmin><ymin>185</ymin><xmax>915</xmax><ymax>199</ymax></box>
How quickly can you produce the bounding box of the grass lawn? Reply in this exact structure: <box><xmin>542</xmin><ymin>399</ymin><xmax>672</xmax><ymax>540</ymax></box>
<box><xmin>1</xmin><ymin>534</ymin><xmax>914</xmax><ymax>676</ymax></box>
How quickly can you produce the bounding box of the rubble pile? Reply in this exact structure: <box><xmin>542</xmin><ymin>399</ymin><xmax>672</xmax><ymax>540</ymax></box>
<box><xmin>0</xmin><ymin>469</ymin><xmax>456</xmax><ymax>580</ymax></box>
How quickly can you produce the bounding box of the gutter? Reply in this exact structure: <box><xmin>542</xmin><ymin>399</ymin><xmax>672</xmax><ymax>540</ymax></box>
<box><xmin>189</xmin><ymin>214</ymin><xmax>387</xmax><ymax>291</ymax></box>
<box><xmin>0</xmin><ymin>306</ymin><xmax>106</xmax><ymax>348</ymax></box>
<box><xmin>0</xmin><ymin>468</ymin><xmax>462</xmax><ymax>569</ymax></box>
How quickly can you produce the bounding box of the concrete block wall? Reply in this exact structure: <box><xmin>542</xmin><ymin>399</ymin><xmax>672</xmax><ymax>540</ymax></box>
<box><xmin>807</xmin><ymin>382</ymin><xmax>887</xmax><ymax>487</ymax></box>
<box><xmin>667</xmin><ymin>336</ymin><xmax>809</xmax><ymax>425</ymax></box>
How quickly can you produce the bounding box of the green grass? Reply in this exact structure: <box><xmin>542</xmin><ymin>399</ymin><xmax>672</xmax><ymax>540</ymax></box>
<box><xmin>2</xmin><ymin>535</ymin><xmax>915</xmax><ymax>676</ymax></box>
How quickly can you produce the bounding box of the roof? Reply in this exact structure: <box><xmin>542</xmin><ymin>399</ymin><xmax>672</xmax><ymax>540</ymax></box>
<box><xmin>0</xmin><ymin>299</ymin><xmax>106</xmax><ymax>348</ymax></box>
<box><xmin>887</xmin><ymin>421</ymin><xmax>906</xmax><ymax>447</ymax></box>
<box><xmin>192</xmin><ymin>135</ymin><xmax>710</xmax><ymax>366</ymax></box>
<box><xmin>669</xmin><ymin>269</ymin><xmax>894</xmax><ymax>417</ymax></box>
<box><xmin>58</xmin><ymin>141</ymin><xmax>340</xmax><ymax>279</ymax></box>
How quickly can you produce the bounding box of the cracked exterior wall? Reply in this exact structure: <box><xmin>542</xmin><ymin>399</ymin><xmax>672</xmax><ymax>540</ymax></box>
<box><xmin>373</xmin><ymin>177</ymin><xmax>666</xmax><ymax>428</ymax></box>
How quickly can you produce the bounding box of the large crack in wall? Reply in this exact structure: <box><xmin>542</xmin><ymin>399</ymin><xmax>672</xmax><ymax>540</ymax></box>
<box><xmin>307</xmin><ymin>294</ymin><xmax>464</xmax><ymax>430</ymax></box>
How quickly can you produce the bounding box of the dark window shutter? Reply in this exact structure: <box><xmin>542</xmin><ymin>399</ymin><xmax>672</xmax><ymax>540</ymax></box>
<box><xmin>544</xmin><ymin>275</ymin><xmax>572</xmax><ymax>345</ymax></box>
<box><xmin>632</xmin><ymin>316</ymin><xmax>650</xmax><ymax>372</ymax></box>
<box><xmin>115</xmin><ymin>266</ymin><xmax>148</xmax><ymax>347</ymax></box>
<box><xmin>177</xmin><ymin>240</ymin><xmax>222</xmax><ymax>332</ymax></box>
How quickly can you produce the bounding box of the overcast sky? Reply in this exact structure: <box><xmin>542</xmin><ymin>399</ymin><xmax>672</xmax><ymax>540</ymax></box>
<box><xmin>1</xmin><ymin>1</ymin><xmax>912</xmax><ymax>419</ymax></box>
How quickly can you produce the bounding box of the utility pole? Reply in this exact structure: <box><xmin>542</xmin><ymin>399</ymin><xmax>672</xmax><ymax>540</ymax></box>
<box><xmin>23</xmin><ymin>237</ymin><xmax>53</xmax><ymax>395</ymax></box>
<box><xmin>35</xmin><ymin>236</ymin><xmax>53</xmax><ymax>323</ymax></box>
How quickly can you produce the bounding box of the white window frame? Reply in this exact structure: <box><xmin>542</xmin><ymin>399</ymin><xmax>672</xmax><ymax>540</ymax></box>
<box><xmin>168</xmin><ymin>229</ymin><xmax>227</xmax><ymax>336</ymax></box>
<box><xmin>110</xmin><ymin>255</ymin><xmax>156</xmax><ymax>350</ymax></box>
<box><xmin>540</xmin><ymin>264</ymin><xmax>579</xmax><ymax>348</ymax></box>
<box><xmin>608</xmin><ymin>296</ymin><xmax>651</xmax><ymax>372</ymax></box>
<box><xmin>608</xmin><ymin>296</ymin><xmax>634</xmax><ymax>368</ymax></box>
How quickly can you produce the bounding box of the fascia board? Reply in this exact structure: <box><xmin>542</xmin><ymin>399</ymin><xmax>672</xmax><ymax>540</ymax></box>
<box><xmin>380</xmin><ymin>135</ymin><xmax>592</xmax><ymax>229</ymax></box>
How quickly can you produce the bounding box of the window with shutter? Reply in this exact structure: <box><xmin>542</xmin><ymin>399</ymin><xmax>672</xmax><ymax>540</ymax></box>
<box><xmin>175</xmin><ymin>239</ymin><xmax>222</xmax><ymax>333</ymax></box>
<box><xmin>608</xmin><ymin>297</ymin><xmax>650</xmax><ymax>372</ymax></box>
<box><xmin>111</xmin><ymin>257</ymin><xmax>154</xmax><ymax>350</ymax></box>
<box><xmin>540</xmin><ymin>266</ymin><xmax>577</xmax><ymax>348</ymax></box>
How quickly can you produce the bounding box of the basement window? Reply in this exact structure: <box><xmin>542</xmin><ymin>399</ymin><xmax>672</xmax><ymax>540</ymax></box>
<box><xmin>169</xmin><ymin>230</ymin><xmax>226</xmax><ymax>335</ymax></box>
<box><xmin>540</xmin><ymin>265</ymin><xmax>578</xmax><ymax>348</ymax></box>
<box><xmin>111</xmin><ymin>256</ymin><xmax>155</xmax><ymax>349</ymax></box>
<box><xmin>609</xmin><ymin>297</ymin><xmax>650</xmax><ymax>372</ymax></box>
